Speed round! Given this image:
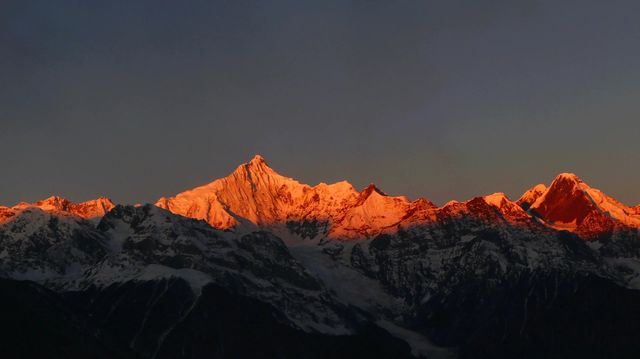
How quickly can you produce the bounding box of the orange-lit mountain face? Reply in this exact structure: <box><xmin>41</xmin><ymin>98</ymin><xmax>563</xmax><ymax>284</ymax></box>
<box><xmin>529</xmin><ymin>173</ymin><xmax>640</xmax><ymax>238</ymax></box>
<box><xmin>0</xmin><ymin>196</ymin><xmax>115</xmax><ymax>223</ymax></box>
<box><xmin>156</xmin><ymin>155</ymin><xmax>436</xmax><ymax>239</ymax></box>
<box><xmin>5</xmin><ymin>156</ymin><xmax>638</xmax><ymax>241</ymax></box>
<box><xmin>156</xmin><ymin>155</ymin><xmax>640</xmax><ymax>240</ymax></box>
<box><xmin>516</xmin><ymin>184</ymin><xmax>547</xmax><ymax>210</ymax></box>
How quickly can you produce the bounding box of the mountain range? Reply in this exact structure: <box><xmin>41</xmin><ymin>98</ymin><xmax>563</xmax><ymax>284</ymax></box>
<box><xmin>1</xmin><ymin>155</ymin><xmax>640</xmax><ymax>358</ymax></box>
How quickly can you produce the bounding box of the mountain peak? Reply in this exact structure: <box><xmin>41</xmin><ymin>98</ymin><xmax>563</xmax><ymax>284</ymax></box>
<box><xmin>483</xmin><ymin>192</ymin><xmax>509</xmax><ymax>207</ymax></box>
<box><xmin>529</xmin><ymin>173</ymin><xmax>595</xmax><ymax>227</ymax></box>
<box><xmin>353</xmin><ymin>183</ymin><xmax>388</xmax><ymax>207</ymax></box>
<box><xmin>9</xmin><ymin>196</ymin><xmax>114</xmax><ymax>219</ymax></box>
<box><xmin>517</xmin><ymin>183</ymin><xmax>547</xmax><ymax>210</ymax></box>
<box><xmin>249</xmin><ymin>154</ymin><xmax>267</xmax><ymax>166</ymax></box>
<box><xmin>542</xmin><ymin>173</ymin><xmax>590</xmax><ymax>200</ymax></box>
<box><xmin>43</xmin><ymin>195</ymin><xmax>68</xmax><ymax>202</ymax></box>
<box><xmin>528</xmin><ymin>172</ymin><xmax>640</xmax><ymax>234</ymax></box>
<box><xmin>553</xmin><ymin>172</ymin><xmax>583</xmax><ymax>185</ymax></box>
<box><xmin>155</xmin><ymin>159</ymin><xmax>640</xmax><ymax>239</ymax></box>
<box><xmin>157</xmin><ymin>155</ymin><xmax>303</xmax><ymax>229</ymax></box>
<box><xmin>236</xmin><ymin>154</ymin><xmax>279</xmax><ymax>178</ymax></box>
<box><xmin>33</xmin><ymin>196</ymin><xmax>73</xmax><ymax>211</ymax></box>
<box><xmin>361</xmin><ymin>183</ymin><xmax>386</xmax><ymax>196</ymax></box>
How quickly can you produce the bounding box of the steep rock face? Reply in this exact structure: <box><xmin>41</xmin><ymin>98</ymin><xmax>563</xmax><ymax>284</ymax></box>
<box><xmin>530</xmin><ymin>174</ymin><xmax>603</xmax><ymax>226</ymax></box>
<box><xmin>529</xmin><ymin>173</ymin><xmax>640</xmax><ymax>238</ymax></box>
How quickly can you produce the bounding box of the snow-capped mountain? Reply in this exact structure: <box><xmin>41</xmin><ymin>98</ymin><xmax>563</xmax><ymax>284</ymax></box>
<box><xmin>528</xmin><ymin>173</ymin><xmax>640</xmax><ymax>238</ymax></box>
<box><xmin>2</xmin><ymin>155</ymin><xmax>640</xmax><ymax>359</ymax></box>
<box><xmin>157</xmin><ymin>155</ymin><xmax>360</xmax><ymax>230</ymax></box>
<box><xmin>1</xmin><ymin>196</ymin><xmax>115</xmax><ymax>221</ymax></box>
<box><xmin>156</xmin><ymin>155</ymin><xmax>437</xmax><ymax>240</ymax></box>
<box><xmin>0</xmin><ymin>201</ymin><xmax>415</xmax><ymax>357</ymax></box>
<box><xmin>0</xmin><ymin>198</ymin><xmax>112</xmax><ymax>282</ymax></box>
<box><xmin>148</xmin><ymin>156</ymin><xmax>640</xmax><ymax>357</ymax></box>
<box><xmin>157</xmin><ymin>156</ymin><xmax>640</xmax><ymax>240</ymax></box>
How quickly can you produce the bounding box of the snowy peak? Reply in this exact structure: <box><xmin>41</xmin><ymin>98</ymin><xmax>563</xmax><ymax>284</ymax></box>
<box><xmin>70</xmin><ymin>197</ymin><xmax>116</xmax><ymax>219</ymax></box>
<box><xmin>156</xmin><ymin>159</ymin><xmax>639</xmax><ymax>240</ymax></box>
<box><xmin>362</xmin><ymin>183</ymin><xmax>386</xmax><ymax>196</ymax></box>
<box><xmin>517</xmin><ymin>184</ymin><xmax>547</xmax><ymax>210</ymax></box>
<box><xmin>483</xmin><ymin>193</ymin><xmax>531</xmax><ymax>220</ymax></box>
<box><xmin>5</xmin><ymin>196</ymin><xmax>115</xmax><ymax>220</ymax></box>
<box><xmin>529</xmin><ymin>173</ymin><xmax>640</xmax><ymax>235</ymax></box>
<box><xmin>156</xmin><ymin>155</ymin><xmax>304</xmax><ymax>228</ymax></box>
<box><xmin>156</xmin><ymin>155</ymin><xmax>360</xmax><ymax>230</ymax></box>
<box><xmin>356</xmin><ymin>184</ymin><xmax>414</xmax><ymax>208</ymax></box>
<box><xmin>36</xmin><ymin>195</ymin><xmax>70</xmax><ymax>208</ymax></box>
<box><xmin>356</xmin><ymin>183</ymin><xmax>387</xmax><ymax>204</ymax></box>
<box><xmin>237</xmin><ymin>154</ymin><xmax>279</xmax><ymax>180</ymax></box>
<box><xmin>248</xmin><ymin>154</ymin><xmax>268</xmax><ymax>168</ymax></box>
<box><xmin>483</xmin><ymin>192</ymin><xmax>510</xmax><ymax>208</ymax></box>
<box><xmin>437</xmin><ymin>193</ymin><xmax>533</xmax><ymax>226</ymax></box>
<box><xmin>530</xmin><ymin>173</ymin><xmax>604</xmax><ymax>229</ymax></box>
<box><xmin>250</xmin><ymin>154</ymin><xmax>266</xmax><ymax>164</ymax></box>
<box><xmin>555</xmin><ymin>172</ymin><xmax>582</xmax><ymax>183</ymax></box>
<box><xmin>329</xmin><ymin>184</ymin><xmax>413</xmax><ymax>239</ymax></box>
<box><xmin>155</xmin><ymin>156</ymin><xmax>428</xmax><ymax>238</ymax></box>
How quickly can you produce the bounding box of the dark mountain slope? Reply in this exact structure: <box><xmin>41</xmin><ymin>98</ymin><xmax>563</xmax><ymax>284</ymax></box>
<box><xmin>0</xmin><ymin>278</ymin><xmax>137</xmax><ymax>359</ymax></box>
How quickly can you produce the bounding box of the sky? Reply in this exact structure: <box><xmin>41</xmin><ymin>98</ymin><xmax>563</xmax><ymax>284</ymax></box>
<box><xmin>1</xmin><ymin>0</ymin><xmax>640</xmax><ymax>206</ymax></box>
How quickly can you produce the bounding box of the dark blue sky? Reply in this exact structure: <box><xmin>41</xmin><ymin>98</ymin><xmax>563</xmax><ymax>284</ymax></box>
<box><xmin>2</xmin><ymin>0</ymin><xmax>639</xmax><ymax>206</ymax></box>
